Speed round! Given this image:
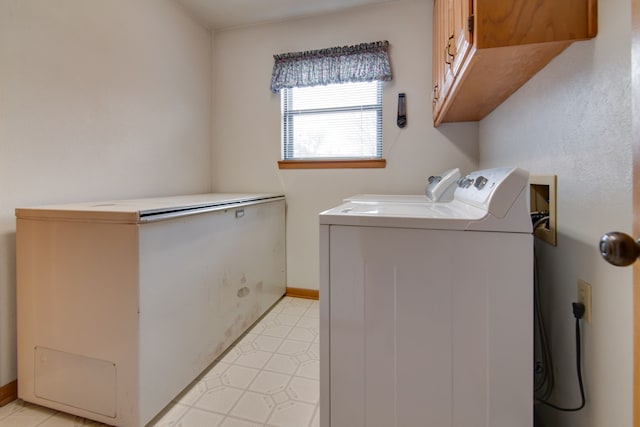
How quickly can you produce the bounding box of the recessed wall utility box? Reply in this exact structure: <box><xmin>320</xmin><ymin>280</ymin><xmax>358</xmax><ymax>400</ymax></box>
<box><xmin>530</xmin><ymin>175</ymin><xmax>557</xmax><ymax>246</ymax></box>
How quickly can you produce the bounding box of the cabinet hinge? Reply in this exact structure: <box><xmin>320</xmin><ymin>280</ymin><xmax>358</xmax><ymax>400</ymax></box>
<box><xmin>467</xmin><ymin>15</ymin><xmax>474</xmax><ymax>33</ymax></box>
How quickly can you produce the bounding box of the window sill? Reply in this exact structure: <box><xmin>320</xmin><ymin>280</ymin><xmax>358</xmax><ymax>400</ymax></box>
<box><xmin>278</xmin><ymin>159</ymin><xmax>386</xmax><ymax>169</ymax></box>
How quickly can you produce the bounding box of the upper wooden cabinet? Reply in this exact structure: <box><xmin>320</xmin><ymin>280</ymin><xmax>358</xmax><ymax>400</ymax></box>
<box><xmin>432</xmin><ymin>0</ymin><xmax>597</xmax><ymax>126</ymax></box>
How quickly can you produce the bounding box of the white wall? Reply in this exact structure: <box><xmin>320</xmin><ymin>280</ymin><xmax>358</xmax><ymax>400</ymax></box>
<box><xmin>211</xmin><ymin>0</ymin><xmax>479</xmax><ymax>289</ymax></box>
<box><xmin>479</xmin><ymin>0</ymin><xmax>632</xmax><ymax>425</ymax></box>
<box><xmin>0</xmin><ymin>0</ymin><xmax>212</xmax><ymax>387</ymax></box>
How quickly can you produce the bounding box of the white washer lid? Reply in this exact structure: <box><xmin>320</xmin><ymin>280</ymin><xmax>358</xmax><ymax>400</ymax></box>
<box><xmin>344</xmin><ymin>194</ymin><xmax>432</xmax><ymax>203</ymax></box>
<box><xmin>319</xmin><ymin>199</ymin><xmax>488</xmax><ymax>230</ymax></box>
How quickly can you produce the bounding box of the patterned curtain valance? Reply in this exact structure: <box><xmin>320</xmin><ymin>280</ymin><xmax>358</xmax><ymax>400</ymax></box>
<box><xmin>270</xmin><ymin>40</ymin><xmax>392</xmax><ymax>93</ymax></box>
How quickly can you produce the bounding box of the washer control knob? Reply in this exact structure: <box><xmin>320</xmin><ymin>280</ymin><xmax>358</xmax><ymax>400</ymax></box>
<box><xmin>474</xmin><ymin>176</ymin><xmax>488</xmax><ymax>190</ymax></box>
<box><xmin>457</xmin><ymin>177</ymin><xmax>474</xmax><ymax>188</ymax></box>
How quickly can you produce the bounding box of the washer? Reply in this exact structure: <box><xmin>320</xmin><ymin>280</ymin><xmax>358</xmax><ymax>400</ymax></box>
<box><xmin>319</xmin><ymin>167</ymin><xmax>533</xmax><ymax>427</ymax></box>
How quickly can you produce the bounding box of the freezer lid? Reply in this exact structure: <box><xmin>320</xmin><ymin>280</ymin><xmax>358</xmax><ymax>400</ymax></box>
<box><xmin>15</xmin><ymin>193</ymin><xmax>285</xmax><ymax>224</ymax></box>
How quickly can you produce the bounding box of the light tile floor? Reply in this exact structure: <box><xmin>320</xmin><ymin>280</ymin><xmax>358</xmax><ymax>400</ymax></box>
<box><xmin>0</xmin><ymin>297</ymin><xmax>320</xmax><ymax>427</ymax></box>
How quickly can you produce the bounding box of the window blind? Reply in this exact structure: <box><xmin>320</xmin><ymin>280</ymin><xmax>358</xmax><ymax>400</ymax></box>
<box><xmin>282</xmin><ymin>81</ymin><xmax>383</xmax><ymax>160</ymax></box>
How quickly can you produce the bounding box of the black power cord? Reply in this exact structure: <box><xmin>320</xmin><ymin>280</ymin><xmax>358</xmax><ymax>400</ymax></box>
<box><xmin>533</xmin><ymin>249</ymin><xmax>554</xmax><ymax>400</ymax></box>
<box><xmin>532</xmin><ymin>215</ymin><xmax>554</xmax><ymax>401</ymax></box>
<box><xmin>536</xmin><ymin>302</ymin><xmax>586</xmax><ymax>412</ymax></box>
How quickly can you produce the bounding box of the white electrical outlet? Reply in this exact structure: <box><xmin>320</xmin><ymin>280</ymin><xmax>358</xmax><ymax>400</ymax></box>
<box><xmin>577</xmin><ymin>279</ymin><xmax>592</xmax><ymax>323</ymax></box>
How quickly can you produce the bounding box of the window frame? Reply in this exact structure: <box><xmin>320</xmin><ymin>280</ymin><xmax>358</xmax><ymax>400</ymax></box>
<box><xmin>278</xmin><ymin>81</ymin><xmax>386</xmax><ymax>170</ymax></box>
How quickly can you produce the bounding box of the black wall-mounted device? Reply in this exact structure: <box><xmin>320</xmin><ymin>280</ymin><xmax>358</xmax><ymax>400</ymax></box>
<box><xmin>397</xmin><ymin>93</ymin><xmax>407</xmax><ymax>128</ymax></box>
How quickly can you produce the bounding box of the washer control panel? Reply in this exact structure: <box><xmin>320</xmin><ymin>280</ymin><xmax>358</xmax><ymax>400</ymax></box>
<box><xmin>454</xmin><ymin>167</ymin><xmax>527</xmax><ymax>212</ymax></box>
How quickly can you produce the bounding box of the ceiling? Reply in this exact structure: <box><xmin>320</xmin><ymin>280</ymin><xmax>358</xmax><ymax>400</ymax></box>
<box><xmin>177</xmin><ymin>0</ymin><xmax>392</xmax><ymax>31</ymax></box>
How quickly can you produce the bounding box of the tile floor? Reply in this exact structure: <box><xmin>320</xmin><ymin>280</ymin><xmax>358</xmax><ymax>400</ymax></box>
<box><xmin>0</xmin><ymin>297</ymin><xmax>320</xmax><ymax>427</ymax></box>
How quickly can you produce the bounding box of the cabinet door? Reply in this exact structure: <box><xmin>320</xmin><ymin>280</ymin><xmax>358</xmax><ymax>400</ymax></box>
<box><xmin>432</xmin><ymin>0</ymin><xmax>454</xmax><ymax>121</ymax></box>
<box><xmin>431</xmin><ymin>0</ymin><xmax>442</xmax><ymax>118</ymax></box>
<box><xmin>433</xmin><ymin>0</ymin><xmax>463</xmax><ymax>122</ymax></box>
<box><xmin>450</xmin><ymin>0</ymin><xmax>472</xmax><ymax>78</ymax></box>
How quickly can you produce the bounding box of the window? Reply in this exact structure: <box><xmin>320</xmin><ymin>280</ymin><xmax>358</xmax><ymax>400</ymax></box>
<box><xmin>281</xmin><ymin>81</ymin><xmax>382</xmax><ymax>161</ymax></box>
<box><xmin>270</xmin><ymin>40</ymin><xmax>391</xmax><ymax>168</ymax></box>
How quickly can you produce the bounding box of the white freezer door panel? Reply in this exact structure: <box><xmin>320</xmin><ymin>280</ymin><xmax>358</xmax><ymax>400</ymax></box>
<box><xmin>138</xmin><ymin>200</ymin><xmax>285</xmax><ymax>424</ymax></box>
<box><xmin>16</xmin><ymin>219</ymin><xmax>140</xmax><ymax>425</ymax></box>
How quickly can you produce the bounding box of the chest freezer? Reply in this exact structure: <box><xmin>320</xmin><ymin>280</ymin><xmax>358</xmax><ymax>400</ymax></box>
<box><xmin>16</xmin><ymin>193</ymin><xmax>286</xmax><ymax>426</ymax></box>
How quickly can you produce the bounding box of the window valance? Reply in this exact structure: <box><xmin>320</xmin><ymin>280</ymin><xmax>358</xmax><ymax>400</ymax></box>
<box><xmin>270</xmin><ymin>40</ymin><xmax>392</xmax><ymax>93</ymax></box>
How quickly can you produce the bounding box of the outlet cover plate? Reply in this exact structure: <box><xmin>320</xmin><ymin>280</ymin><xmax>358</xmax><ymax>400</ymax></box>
<box><xmin>577</xmin><ymin>279</ymin><xmax>592</xmax><ymax>323</ymax></box>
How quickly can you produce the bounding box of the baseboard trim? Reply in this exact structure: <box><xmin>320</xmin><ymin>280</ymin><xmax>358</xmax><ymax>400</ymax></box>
<box><xmin>285</xmin><ymin>287</ymin><xmax>319</xmax><ymax>300</ymax></box>
<box><xmin>0</xmin><ymin>380</ymin><xmax>17</xmax><ymax>406</ymax></box>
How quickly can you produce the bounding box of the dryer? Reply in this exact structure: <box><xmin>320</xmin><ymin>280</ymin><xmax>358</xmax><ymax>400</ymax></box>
<box><xmin>319</xmin><ymin>167</ymin><xmax>533</xmax><ymax>427</ymax></box>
